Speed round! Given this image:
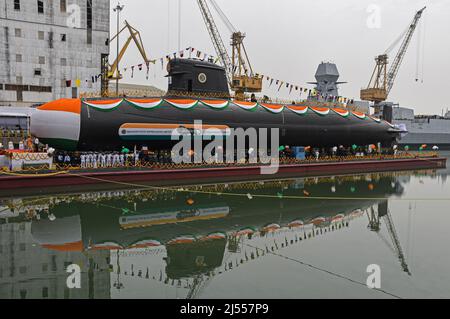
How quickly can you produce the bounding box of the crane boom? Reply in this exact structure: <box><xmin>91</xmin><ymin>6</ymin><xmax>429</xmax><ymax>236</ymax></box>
<box><xmin>103</xmin><ymin>21</ymin><xmax>155</xmax><ymax>97</ymax></box>
<box><xmin>386</xmin><ymin>6</ymin><xmax>426</xmax><ymax>94</ymax></box>
<box><xmin>197</xmin><ymin>0</ymin><xmax>262</xmax><ymax>100</ymax></box>
<box><xmin>197</xmin><ymin>0</ymin><xmax>233</xmax><ymax>84</ymax></box>
<box><xmin>361</xmin><ymin>7</ymin><xmax>426</xmax><ymax>104</ymax></box>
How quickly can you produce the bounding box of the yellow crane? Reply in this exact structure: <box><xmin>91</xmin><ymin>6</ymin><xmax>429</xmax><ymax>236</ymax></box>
<box><xmin>361</xmin><ymin>7</ymin><xmax>426</xmax><ymax>110</ymax></box>
<box><xmin>197</xmin><ymin>0</ymin><xmax>262</xmax><ymax>100</ymax></box>
<box><xmin>102</xmin><ymin>21</ymin><xmax>155</xmax><ymax>97</ymax></box>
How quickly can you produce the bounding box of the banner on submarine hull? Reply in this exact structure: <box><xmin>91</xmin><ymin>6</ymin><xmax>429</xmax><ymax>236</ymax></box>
<box><xmin>118</xmin><ymin>123</ymin><xmax>232</xmax><ymax>141</ymax></box>
<box><xmin>119</xmin><ymin>206</ymin><xmax>230</xmax><ymax>229</ymax></box>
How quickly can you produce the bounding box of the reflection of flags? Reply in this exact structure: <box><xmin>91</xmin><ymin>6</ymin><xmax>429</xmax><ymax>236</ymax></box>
<box><xmin>131</xmin><ymin>66</ymin><xmax>135</xmax><ymax>78</ymax></box>
<box><xmin>75</xmin><ymin>79</ymin><xmax>81</xmax><ymax>87</ymax></box>
<box><xmin>138</xmin><ymin>64</ymin><xmax>143</xmax><ymax>71</ymax></box>
<box><xmin>66</xmin><ymin>80</ymin><xmax>72</xmax><ymax>87</ymax></box>
<box><xmin>269</xmin><ymin>79</ymin><xmax>274</xmax><ymax>87</ymax></box>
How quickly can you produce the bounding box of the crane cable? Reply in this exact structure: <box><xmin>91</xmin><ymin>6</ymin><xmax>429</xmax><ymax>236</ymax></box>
<box><xmin>209</xmin><ymin>0</ymin><xmax>236</xmax><ymax>34</ymax></box>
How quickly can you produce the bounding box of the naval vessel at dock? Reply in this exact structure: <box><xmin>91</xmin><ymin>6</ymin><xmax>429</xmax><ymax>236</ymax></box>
<box><xmin>391</xmin><ymin>106</ymin><xmax>450</xmax><ymax>150</ymax></box>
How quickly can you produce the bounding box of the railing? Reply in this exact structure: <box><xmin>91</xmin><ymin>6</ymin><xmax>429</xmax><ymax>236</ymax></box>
<box><xmin>1</xmin><ymin>152</ymin><xmax>438</xmax><ymax>174</ymax></box>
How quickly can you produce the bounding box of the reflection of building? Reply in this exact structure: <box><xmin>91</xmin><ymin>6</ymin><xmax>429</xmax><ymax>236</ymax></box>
<box><xmin>0</xmin><ymin>221</ymin><xmax>111</xmax><ymax>299</ymax></box>
<box><xmin>0</xmin><ymin>0</ymin><xmax>110</xmax><ymax>107</ymax></box>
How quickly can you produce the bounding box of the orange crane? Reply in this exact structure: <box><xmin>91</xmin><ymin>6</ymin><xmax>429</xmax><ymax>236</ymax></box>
<box><xmin>197</xmin><ymin>0</ymin><xmax>262</xmax><ymax>100</ymax></box>
<box><xmin>102</xmin><ymin>21</ymin><xmax>155</xmax><ymax>97</ymax></box>
<box><xmin>361</xmin><ymin>7</ymin><xmax>426</xmax><ymax>111</ymax></box>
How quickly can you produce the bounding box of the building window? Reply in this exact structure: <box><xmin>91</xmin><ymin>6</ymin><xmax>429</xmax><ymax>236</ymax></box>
<box><xmin>38</xmin><ymin>56</ymin><xmax>45</xmax><ymax>64</ymax></box>
<box><xmin>14</xmin><ymin>0</ymin><xmax>20</xmax><ymax>11</ymax></box>
<box><xmin>16</xmin><ymin>54</ymin><xmax>22</xmax><ymax>62</ymax></box>
<box><xmin>15</xmin><ymin>28</ymin><xmax>21</xmax><ymax>37</ymax></box>
<box><xmin>38</xmin><ymin>31</ymin><xmax>45</xmax><ymax>40</ymax></box>
<box><xmin>87</xmin><ymin>0</ymin><xmax>92</xmax><ymax>44</ymax></box>
<box><xmin>19</xmin><ymin>266</ymin><xmax>27</xmax><ymax>274</ymax></box>
<box><xmin>37</xmin><ymin>0</ymin><xmax>44</xmax><ymax>14</ymax></box>
<box><xmin>42</xmin><ymin>263</ymin><xmax>48</xmax><ymax>272</ymax></box>
<box><xmin>19</xmin><ymin>243</ymin><xmax>26</xmax><ymax>251</ymax></box>
<box><xmin>60</xmin><ymin>0</ymin><xmax>66</xmax><ymax>12</ymax></box>
<box><xmin>34</xmin><ymin>68</ymin><xmax>42</xmax><ymax>76</ymax></box>
<box><xmin>61</xmin><ymin>34</ymin><xmax>66</xmax><ymax>42</ymax></box>
<box><xmin>60</xmin><ymin>58</ymin><xmax>67</xmax><ymax>66</ymax></box>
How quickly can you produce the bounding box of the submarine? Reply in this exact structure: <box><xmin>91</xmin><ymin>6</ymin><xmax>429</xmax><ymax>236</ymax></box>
<box><xmin>30</xmin><ymin>58</ymin><xmax>402</xmax><ymax>151</ymax></box>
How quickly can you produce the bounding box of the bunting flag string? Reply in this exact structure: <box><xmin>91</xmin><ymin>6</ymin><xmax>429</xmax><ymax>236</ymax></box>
<box><xmin>70</xmin><ymin>45</ymin><xmax>357</xmax><ymax>104</ymax></box>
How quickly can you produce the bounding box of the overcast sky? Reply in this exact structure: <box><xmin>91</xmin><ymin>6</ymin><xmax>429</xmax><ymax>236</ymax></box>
<box><xmin>110</xmin><ymin>0</ymin><xmax>450</xmax><ymax>115</ymax></box>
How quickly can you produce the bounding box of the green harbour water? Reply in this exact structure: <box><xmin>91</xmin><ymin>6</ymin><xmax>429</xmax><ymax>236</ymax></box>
<box><xmin>1</xmin><ymin>153</ymin><xmax>450</xmax><ymax>299</ymax></box>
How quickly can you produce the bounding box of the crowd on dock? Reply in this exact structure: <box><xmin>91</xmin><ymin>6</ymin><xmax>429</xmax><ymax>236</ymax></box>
<box><xmin>50</xmin><ymin>144</ymin><xmax>412</xmax><ymax>169</ymax></box>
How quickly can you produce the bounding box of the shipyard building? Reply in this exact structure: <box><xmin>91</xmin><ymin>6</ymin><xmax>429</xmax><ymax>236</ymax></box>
<box><xmin>0</xmin><ymin>0</ymin><xmax>110</xmax><ymax>107</ymax></box>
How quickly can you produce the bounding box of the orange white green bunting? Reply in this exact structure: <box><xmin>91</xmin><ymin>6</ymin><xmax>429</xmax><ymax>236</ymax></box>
<box><xmin>84</xmin><ymin>99</ymin><xmax>123</xmax><ymax>111</ymax></box>
<box><xmin>233</xmin><ymin>100</ymin><xmax>258</xmax><ymax>111</ymax></box>
<box><xmin>288</xmin><ymin>105</ymin><xmax>308</xmax><ymax>115</ymax></box>
<box><xmin>165</xmin><ymin>99</ymin><xmax>199</xmax><ymax>109</ymax></box>
<box><xmin>332</xmin><ymin>108</ymin><xmax>350</xmax><ymax>117</ymax></box>
<box><xmin>128</xmin><ymin>239</ymin><xmax>162</xmax><ymax>249</ymax></box>
<box><xmin>167</xmin><ymin>236</ymin><xmax>196</xmax><ymax>245</ymax></box>
<box><xmin>126</xmin><ymin>98</ymin><xmax>163</xmax><ymax>109</ymax></box>
<box><xmin>370</xmin><ymin>116</ymin><xmax>381</xmax><ymax>123</ymax></box>
<box><xmin>331</xmin><ymin>214</ymin><xmax>345</xmax><ymax>223</ymax></box>
<box><xmin>260</xmin><ymin>103</ymin><xmax>284</xmax><ymax>114</ymax></box>
<box><xmin>310</xmin><ymin>217</ymin><xmax>327</xmax><ymax>225</ymax></box>
<box><xmin>310</xmin><ymin>107</ymin><xmax>330</xmax><ymax>116</ymax></box>
<box><xmin>262</xmin><ymin>223</ymin><xmax>281</xmax><ymax>233</ymax></box>
<box><xmin>200</xmin><ymin>232</ymin><xmax>227</xmax><ymax>241</ymax></box>
<box><xmin>200</xmin><ymin>99</ymin><xmax>229</xmax><ymax>109</ymax></box>
<box><xmin>234</xmin><ymin>228</ymin><xmax>255</xmax><ymax>236</ymax></box>
<box><xmin>288</xmin><ymin>220</ymin><xmax>304</xmax><ymax>228</ymax></box>
<box><xmin>90</xmin><ymin>241</ymin><xmax>123</xmax><ymax>250</ymax></box>
<box><xmin>352</xmin><ymin>111</ymin><xmax>367</xmax><ymax>120</ymax></box>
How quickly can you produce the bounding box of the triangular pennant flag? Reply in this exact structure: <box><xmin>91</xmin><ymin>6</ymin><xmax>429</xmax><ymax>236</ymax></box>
<box><xmin>146</xmin><ymin>62</ymin><xmax>150</xmax><ymax>80</ymax></box>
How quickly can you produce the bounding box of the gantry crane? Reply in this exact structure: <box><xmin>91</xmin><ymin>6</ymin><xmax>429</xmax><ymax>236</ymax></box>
<box><xmin>360</xmin><ymin>7</ymin><xmax>426</xmax><ymax>109</ymax></box>
<box><xmin>102</xmin><ymin>20</ymin><xmax>155</xmax><ymax>97</ymax></box>
<box><xmin>197</xmin><ymin>0</ymin><xmax>262</xmax><ymax>100</ymax></box>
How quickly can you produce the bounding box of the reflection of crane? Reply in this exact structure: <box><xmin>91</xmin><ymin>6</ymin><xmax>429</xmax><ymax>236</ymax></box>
<box><xmin>197</xmin><ymin>0</ymin><xmax>262</xmax><ymax>100</ymax></box>
<box><xmin>367</xmin><ymin>202</ymin><xmax>411</xmax><ymax>275</ymax></box>
<box><xmin>360</xmin><ymin>7</ymin><xmax>426</xmax><ymax>110</ymax></box>
<box><xmin>102</xmin><ymin>21</ymin><xmax>155</xmax><ymax>97</ymax></box>
<box><xmin>186</xmin><ymin>273</ymin><xmax>213</xmax><ymax>299</ymax></box>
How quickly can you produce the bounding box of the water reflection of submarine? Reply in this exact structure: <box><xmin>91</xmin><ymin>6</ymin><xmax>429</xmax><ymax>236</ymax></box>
<box><xmin>30</xmin><ymin>175</ymin><xmax>403</xmax><ymax>253</ymax></box>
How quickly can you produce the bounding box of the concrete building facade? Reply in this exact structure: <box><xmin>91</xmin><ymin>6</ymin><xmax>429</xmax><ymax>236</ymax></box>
<box><xmin>0</xmin><ymin>0</ymin><xmax>110</xmax><ymax>106</ymax></box>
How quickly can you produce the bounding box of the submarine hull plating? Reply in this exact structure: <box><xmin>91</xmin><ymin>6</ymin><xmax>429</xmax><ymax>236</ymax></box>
<box><xmin>31</xmin><ymin>98</ymin><xmax>400</xmax><ymax>151</ymax></box>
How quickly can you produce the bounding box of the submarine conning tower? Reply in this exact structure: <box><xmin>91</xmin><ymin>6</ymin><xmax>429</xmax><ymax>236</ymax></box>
<box><xmin>308</xmin><ymin>62</ymin><xmax>347</xmax><ymax>99</ymax></box>
<box><xmin>166</xmin><ymin>58</ymin><xmax>230</xmax><ymax>99</ymax></box>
